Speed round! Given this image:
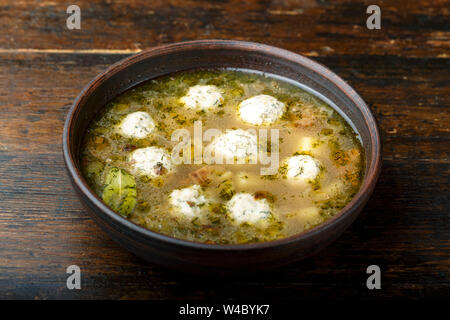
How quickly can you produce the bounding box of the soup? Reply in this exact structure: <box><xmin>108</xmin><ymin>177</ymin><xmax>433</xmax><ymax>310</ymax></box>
<box><xmin>80</xmin><ymin>70</ymin><xmax>364</xmax><ymax>244</ymax></box>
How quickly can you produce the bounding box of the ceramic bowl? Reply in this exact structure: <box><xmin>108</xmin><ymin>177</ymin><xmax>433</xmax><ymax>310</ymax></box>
<box><xmin>63</xmin><ymin>40</ymin><xmax>381</xmax><ymax>273</ymax></box>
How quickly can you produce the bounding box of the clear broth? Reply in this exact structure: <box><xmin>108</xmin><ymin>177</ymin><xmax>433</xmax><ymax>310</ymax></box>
<box><xmin>81</xmin><ymin>70</ymin><xmax>364</xmax><ymax>244</ymax></box>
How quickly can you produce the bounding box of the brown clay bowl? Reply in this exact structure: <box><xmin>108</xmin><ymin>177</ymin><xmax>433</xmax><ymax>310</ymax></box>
<box><xmin>63</xmin><ymin>40</ymin><xmax>381</xmax><ymax>273</ymax></box>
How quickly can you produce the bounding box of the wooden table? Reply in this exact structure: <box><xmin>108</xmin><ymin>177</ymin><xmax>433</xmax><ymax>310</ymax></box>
<box><xmin>0</xmin><ymin>0</ymin><xmax>448</xmax><ymax>300</ymax></box>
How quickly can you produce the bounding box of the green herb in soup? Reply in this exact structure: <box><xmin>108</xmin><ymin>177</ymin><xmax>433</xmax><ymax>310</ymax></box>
<box><xmin>80</xmin><ymin>70</ymin><xmax>364</xmax><ymax>244</ymax></box>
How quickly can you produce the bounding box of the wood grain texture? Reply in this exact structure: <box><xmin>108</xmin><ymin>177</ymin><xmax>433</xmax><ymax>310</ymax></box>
<box><xmin>0</xmin><ymin>0</ymin><xmax>448</xmax><ymax>299</ymax></box>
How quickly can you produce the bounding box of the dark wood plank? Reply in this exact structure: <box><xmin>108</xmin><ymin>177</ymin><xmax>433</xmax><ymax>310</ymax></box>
<box><xmin>0</xmin><ymin>0</ymin><xmax>448</xmax><ymax>58</ymax></box>
<box><xmin>0</xmin><ymin>0</ymin><xmax>448</xmax><ymax>300</ymax></box>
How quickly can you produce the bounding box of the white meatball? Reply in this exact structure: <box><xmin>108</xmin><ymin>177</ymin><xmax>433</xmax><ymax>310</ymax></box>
<box><xmin>169</xmin><ymin>185</ymin><xmax>207</xmax><ymax>219</ymax></box>
<box><xmin>129</xmin><ymin>147</ymin><xmax>173</xmax><ymax>177</ymax></box>
<box><xmin>227</xmin><ymin>193</ymin><xmax>271</xmax><ymax>224</ymax></box>
<box><xmin>119</xmin><ymin>111</ymin><xmax>155</xmax><ymax>139</ymax></box>
<box><xmin>285</xmin><ymin>155</ymin><xmax>320</xmax><ymax>181</ymax></box>
<box><xmin>180</xmin><ymin>85</ymin><xmax>224</xmax><ymax>111</ymax></box>
<box><xmin>238</xmin><ymin>94</ymin><xmax>286</xmax><ymax>125</ymax></box>
<box><xmin>207</xmin><ymin>129</ymin><xmax>258</xmax><ymax>164</ymax></box>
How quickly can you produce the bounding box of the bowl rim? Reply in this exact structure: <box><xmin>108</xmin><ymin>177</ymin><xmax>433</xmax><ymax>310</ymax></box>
<box><xmin>63</xmin><ymin>39</ymin><xmax>381</xmax><ymax>251</ymax></box>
